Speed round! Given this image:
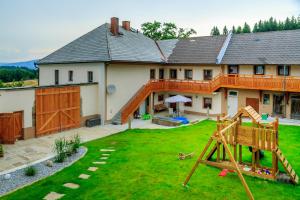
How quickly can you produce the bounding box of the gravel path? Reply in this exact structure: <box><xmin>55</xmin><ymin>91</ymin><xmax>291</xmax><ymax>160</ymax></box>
<box><xmin>0</xmin><ymin>146</ymin><xmax>87</xmax><ymax>197</ymax></box>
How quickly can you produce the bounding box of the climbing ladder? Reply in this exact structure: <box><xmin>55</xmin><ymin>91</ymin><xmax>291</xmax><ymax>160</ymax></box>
<box><xmin>275</xmin><ymin>148</ymin><xmax>299</xmax><ymax>184</ymax></box>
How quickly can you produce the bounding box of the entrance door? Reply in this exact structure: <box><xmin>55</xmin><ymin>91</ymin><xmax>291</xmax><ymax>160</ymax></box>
<box><xmin>291</xmin><ymin>96</ymin><xmax>300</xmax><ymax>119</ymax></box>
<box><xmin>273</xmin><ymin>94</ymin><xmax>284</xmax><ymax>116</ymax></box>
<box><xmin>246</xmin><ymin>98</ymin><xmax>259</xmax><ymax>113</ymax></box>
<box><xmin>227</xmin><ymin>90</ymin><xmax>238</xmax><ymax>117</ymax></box>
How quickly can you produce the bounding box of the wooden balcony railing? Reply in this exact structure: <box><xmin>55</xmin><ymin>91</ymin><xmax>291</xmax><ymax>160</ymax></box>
<box><xmin>220</xmin><ymin>74</ymin><xmax>300</xmax><ymax>92</ymax></box>
<box><xmin>120</xmin><ymin>74</ymin><xmax>300</xmax><ymax>123</ymax></box>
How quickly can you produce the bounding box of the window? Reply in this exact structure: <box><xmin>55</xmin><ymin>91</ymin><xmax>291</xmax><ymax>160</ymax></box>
<box><xmin>203</xmin><ymin>97</ymin><xmax>212</xmax><ymax>109</ymax></box>
<box><xmin>159</xmin><ymin>68</ymin><xmax>164</xmax><ymax>79</ymax></box>
<box><xmin>88</xmin><ymin>71</ymin><xmax>93</xmax><ymax>83</ymax></box>
<box><xmin>184</xmin><ymin>69</ymin><xmax>193</xmax><ymax>80</ymax></box>
<box><xmin>229</xmin><ymin>91</ymin><xmax>238</xmax><ymax>96</ymax></box>
<box><xmin>150</xmin><ymin>69</ymin><xmax>156</xmax><ymax>79</ymax></box>
<box><xmin>169</xmin><ymin>69</ymin><xmax>177</xmax><ymax>79</ymax></box>
<box><xmin>54</xmin><ymin>70</ymin><xmax>59</xmax><ymax>85</ymax></box>
<box><xmin>203</xmin><ymin>69</ymin><xmax>213</xmax><ymax>80</ymax></box>
<box><xmin>228</xmin><ymin>65</ymin><xmax>239</xmax><ymax>74</ymax></box>
<box><xmin>184</xmin><ymin>96</ymin><xmax>193</xmax><ymax>107</ymax></box>
<box><xmin>263</xmin><ymin>94</ymin><xmax>270</xmax><ymax>105</ymax></box>
<box><xmin>68</xmin><ymin>70</ymin><xmax>73</xmax><ymax>82</ymax></box>
<box><xmin>158</xmin><ymin>94</ymin><xmax>164</xmax><ymax>101</ymax></box>
<box><xmin>278</xmin><ymin>65</ymin><xmax>290</xmax><ymax>76</ymax></box>
<box><xmin>254</xmin><ymin>65</ymin><xmax>265</xmax><ymax>75</ymax></box>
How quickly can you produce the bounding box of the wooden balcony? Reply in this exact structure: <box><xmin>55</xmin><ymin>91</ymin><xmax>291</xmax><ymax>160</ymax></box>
<box><xmin>120</xmin><ymin>74</ymin><xmax>300</xmax><ymax>123</ymax></box>
<box><xmin>220</xmin><ymin>74</ymin><xmax>300</xmax><ymax>92</ymax></box>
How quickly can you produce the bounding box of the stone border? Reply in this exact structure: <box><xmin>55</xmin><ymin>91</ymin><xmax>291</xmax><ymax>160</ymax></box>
<box><xmin>0</xmin><ymin>146</ymin><xmax>87</xmax><ymax>197</ymax></box>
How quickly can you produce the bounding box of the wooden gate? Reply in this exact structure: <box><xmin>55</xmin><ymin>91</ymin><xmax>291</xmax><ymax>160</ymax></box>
<box><xmin>0</xmin><ymin>111</ymin><xmax>23</xmax><ymax>144</ymax></box>
<box><xmin>35</xmin><ymin>86</ymin><xmax>80</xmax><ymax>137</ymax></box>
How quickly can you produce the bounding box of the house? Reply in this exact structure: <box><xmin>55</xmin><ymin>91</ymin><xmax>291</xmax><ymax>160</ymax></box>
<box><xmin>37</xmin><ymin>17</ymin><xmax>300</xmax><ymax>125</ymax></box>
<box><xmin>2</xmin><ymin>17</ymin><xmax>299</xmax><ymax>142</ymax></box>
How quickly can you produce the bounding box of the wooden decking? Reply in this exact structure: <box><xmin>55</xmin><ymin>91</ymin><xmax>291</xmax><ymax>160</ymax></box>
<box><xmin>120</xmin><ymin>74</ymin><xmax>300</xmax><ymax>123</ymax></box>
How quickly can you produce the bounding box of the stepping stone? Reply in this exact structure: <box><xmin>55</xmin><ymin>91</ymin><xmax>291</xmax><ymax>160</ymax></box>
<box><xmin>102</xmin><ymin>153</ymin><xmax>110</xmax><ymax>156</ymax></box>
<box><xmin>43</xmin><ymin>192</ymin><xmax>65</xmax><ymax>200</ymax></box>
<box><xmin>100</xmin><ymin>157</ymin><xmax>108</xmax><ymax>160</ymax></box>
<box><xmin>93</xmin><ymin>161</ymin><xmax>106</xmax><ymax>165</ymax></box>
<box><xmin>100</xmin><ymin>149</ymin><xmax>115</xmax><ymax>152</ymax></box>
<box><xmin>88</xmin><ymin>167</ymin><xmax>98</xmax><ymax>172</ymax></box>
<box><xmin>79</xmin><ymin>174</ymin><xmax>90</xmax><ymax>179</ymax></box>
<box><xmin>63</xmin><ymin>183</ymin><xmax>80</xmax><ymax>189</ymax></box>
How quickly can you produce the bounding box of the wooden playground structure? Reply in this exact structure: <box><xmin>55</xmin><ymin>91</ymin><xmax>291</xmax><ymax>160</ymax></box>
<box><xmin>183</xmin><ymin>106</ymin><xmax>298</xmax><ymax>200</ymax></box>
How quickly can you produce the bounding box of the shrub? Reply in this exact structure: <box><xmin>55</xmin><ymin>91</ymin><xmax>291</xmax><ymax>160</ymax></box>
<box><xmin>54</xmin><ymin>138</ymin><xmax>67</xmax><ymax>163</ymax></box>
<box><xmin>53</xmin><ymin>136</ymin><xmax>81</xmax><ymax>162</ymax></box>
<box><xmin>72</xmin><ymin>134</ymin><xmax>81</xmax><ymax>153</ymax></box>
<box><xmin>65</xmin><ymin>140</ymin><xmax>74</xmax><ymax>157</ymax></box>
<box><xmin>24</xmin><ymin>166</ymin><xmax>36</xmax><ymax>176</ymax></box>
<box><xmin>0</xmin><ymin>144</ymin><xmax>3</xmax><ymax>157</ymax></box>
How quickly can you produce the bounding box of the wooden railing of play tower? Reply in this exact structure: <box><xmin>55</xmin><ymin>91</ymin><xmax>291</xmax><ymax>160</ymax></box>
<box><xmin>120</xmin><ymin>74</ymin><xmax>300</xmax><ymax>124</ymax></box>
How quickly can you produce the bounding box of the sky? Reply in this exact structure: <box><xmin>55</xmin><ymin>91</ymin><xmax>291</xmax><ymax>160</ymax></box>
<box><xmin>0</xmin><ymin>0</ymin><xmax>299</xmax><ymax>62</ymax></box>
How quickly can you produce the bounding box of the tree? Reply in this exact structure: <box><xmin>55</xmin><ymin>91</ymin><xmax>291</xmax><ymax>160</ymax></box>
<box><xmin>177</xmin><ymin>28</ymin><xmax>197</xmax><ymax>39</ymax></box>
<box><xmin>141</xmin><ymin>21</ymin><xmax>196</xmax><ymax>40</ymax></box>
<box><xmin>253</xmin><ymin>23</ymin><xmax>258</xmax><ymax>32</ymax></box>
<box><xmin>242</xmin><ymin>22</ymin><xmax>251</xmax><ymax>33</ymax></box>
<box><xmin>236</xmin><ymin>26</ymin><xmax>242</xmax><ymax>34</ymax></box>
<box><xmin>210</xmin><ymin>26</ymin><xmax>220</xmax><ymax>36</ymax></box>
<box><xmin>141</xmin><ymin>21</ymin><xmax>162</xmax><ymax>41</ymax></box>
<box><xmin>232</xmin><ymin>26</ymin><xmax>236</xmax><ymax>34</ymax></box>
<box><xmin>223</xmin><ymin>26</ymin><xmax>228</xmax><ymax>35</ymax></box>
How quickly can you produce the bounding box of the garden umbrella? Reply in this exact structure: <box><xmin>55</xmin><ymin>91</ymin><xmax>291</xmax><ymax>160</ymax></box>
<box><xmin>165</xmin><ymin>95</ymin><xmax>192</xmax><ymax>103</ymax></box>
<box><xmin>165</xmin><ymin>95</ymin><xmax>191</xmax><ymax>116</ymax></box>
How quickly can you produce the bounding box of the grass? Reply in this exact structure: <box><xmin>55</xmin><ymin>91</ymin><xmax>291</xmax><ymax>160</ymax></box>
<box><xmin>3</xmin><ymin>79</ymin><xmax>38</xmax><ymax>87</ymax></box>
<box><xmin>1</xmin><ymin>120</ymin><xmax>300</xmax><ymax>200</ymax></box>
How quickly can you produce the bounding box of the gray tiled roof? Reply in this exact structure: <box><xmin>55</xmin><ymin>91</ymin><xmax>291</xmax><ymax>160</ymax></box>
<box><xmin>38</xmin><ymin>22</ymin><xmax>300</xmax><ymax>65</ymax></box>
<box><xmin>107</xmin><ymin>27</ymin><xmax>163</xmax><ymax>62</ymax></box>
<box><xmin>221</xmin><ymin>29</ymin><xmax>300</xmax><ymax>65</ymax></box>
<box><xmin>166</xmin><ymin>35</ymin><xmax>227</xmax><ymax>64</ymax></box>
<box><xmin>157</xmin><ymin>39</ymin><xmax>178</xmax><ymax>61</ymax></box>
<box><xmin>38</xmin><ymin>24</ymin><xmax>164</xmax><ymax>64</ymax></box>
<box><xmin>38</xmin><ymin>24</ymin><xmax>110</xmax><ymax>64</ymax></box>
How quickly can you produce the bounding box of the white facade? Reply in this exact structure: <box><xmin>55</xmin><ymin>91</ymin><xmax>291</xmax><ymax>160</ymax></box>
<box><xmin>39</xmin><ymin>63</ymin><xmax>104</xmax><ymax>86</ymax></box>
<box><xmin>106</xmin><ymin>63</ymin><xmax>157</xmax><ymax>120</ymax></box>
<box><xmin>39</xmin><ymin>62</ymin><xmax>106</xmax><ymax>124</ymax></box>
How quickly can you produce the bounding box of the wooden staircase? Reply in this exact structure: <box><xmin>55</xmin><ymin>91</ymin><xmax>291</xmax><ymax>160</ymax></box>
<box><xmin>275</xmin><ymin>148</ymin><xmax>299</xmax><ymax>184</ymax></box>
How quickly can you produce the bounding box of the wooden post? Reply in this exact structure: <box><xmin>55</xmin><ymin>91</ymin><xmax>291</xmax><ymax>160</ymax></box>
<box><xmin>217</xmin><ymin>143</ymin><xmax>220</xmax><ymax>162</ymax></box>
<box><xmin>128</xmin><ymin>115</ymin><xmax>132</xmax><ymax>129</ymax></box>
<box><xmin>239</xmin><ymin>145</ymin><xmax>242</xmax><ymax>163</ymax></box>
<box><xmin>220</xmin><ymin>130</ymin><xmax>254</xmax><ymax>200</ymax></box>
<box><xmin>272</xmin><ymin>117</ymin><xmax>279</xmax><ymax>177</ymax></box>
<box><xmin>183</xmin><ymin>138</ymin><xmax>213</xmax><ymax>186</ymax></box>
<box><xmin>149</xmin><ymin>92</ymin><xmax>154</xmax><ymax>115</ymax></box>
<box><xmin>222</xmin><ymin>146</ymin><xmax>226</xmax><ymax>161</ymax></box>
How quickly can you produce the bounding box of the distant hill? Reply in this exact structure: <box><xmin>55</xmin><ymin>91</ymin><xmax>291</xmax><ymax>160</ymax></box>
<box><xmin>0</xmin><ymin>60</ymin><xmax>38</xmax><ymax>70</ymax></box>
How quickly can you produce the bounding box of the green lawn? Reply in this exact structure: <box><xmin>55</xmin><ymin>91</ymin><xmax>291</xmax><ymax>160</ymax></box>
<box><xmin>2</xmin><ymin>120</ymin><xmax>300</xmax><ymax>200</ymax></box>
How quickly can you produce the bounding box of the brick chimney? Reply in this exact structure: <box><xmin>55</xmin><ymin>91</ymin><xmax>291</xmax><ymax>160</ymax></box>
<box><xmin>122</xmin><ymin>21</ymin><xmax>130</xmax><ymax>31</ymax></box>
<box><xmin>110</xmin><ymin>17</ymin><xmax>119</xmax><ymax>35</ymax></box>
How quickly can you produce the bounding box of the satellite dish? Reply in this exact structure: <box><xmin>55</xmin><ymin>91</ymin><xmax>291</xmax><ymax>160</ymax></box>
<box><xmin>107</xmin><ymin>84</ymin><xmax>116</xmax><ymax>94</ymax></box>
